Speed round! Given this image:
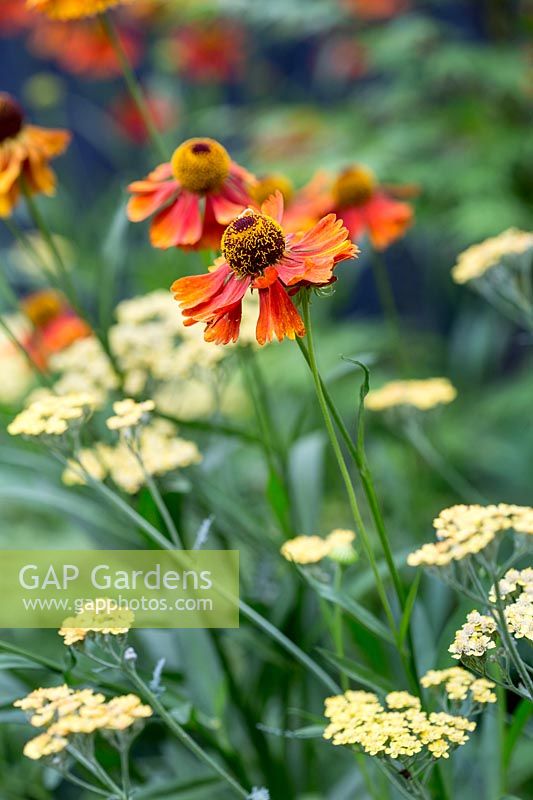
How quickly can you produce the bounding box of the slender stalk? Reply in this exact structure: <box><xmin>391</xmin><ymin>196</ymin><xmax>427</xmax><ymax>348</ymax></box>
<box><xmin>68</xmin><ymin>744</ymin><xmax>126</xmax><ymax>799</ymax></box>
<box><xmin>370</xmin><ymin>249</ymin><xmax>410</xmax><ymax>373</ymax></box>
<box><xmin>332</xmin><ymin>564</ymin><xmax>348</xmax><ymax>691</ymax></box>
<box><xmin>119</xmin><ymin>739</ymin><xmax>132</xmax><ymax>799</ymax></box>
<box><xmin>299</xmin><ymin>294</ymin><xmax>396</xmax><ymax>634</ymax></box>
<box><xmin>129</xmin><ymin>442</ymin><xmax>183</xmax><ymax>548</ymax></box>
<box><xmin>490</xmin><ymin>566</ymin><xmax>533</xmax><ymax>699</ymax></box>
<box><xmin>125</xmin><ymin>665</ymin><xmax>249</xmax><ymax>798</ymax></box>
<box><xmin>99</xmin><ymin>13</ymin><xmax>167</xmax><ymax>161</ymax></box>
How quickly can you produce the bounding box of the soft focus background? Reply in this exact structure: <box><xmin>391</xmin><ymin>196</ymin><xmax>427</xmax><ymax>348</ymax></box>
<box><xmin>1</xmin><ymin>1</ymin><xmax>533</xmax><ymax>798</ymax></box>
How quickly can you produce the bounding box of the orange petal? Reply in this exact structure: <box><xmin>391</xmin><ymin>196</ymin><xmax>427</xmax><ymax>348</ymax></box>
<box><xmin>256</xmin><ymin>280</ymin><xmax>305</xmax><ymax>345</ymax></box>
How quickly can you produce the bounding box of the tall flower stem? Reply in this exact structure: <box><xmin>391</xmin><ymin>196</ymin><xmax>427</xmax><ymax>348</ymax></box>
<box><xmin>125</xmin><ymin>664</ymin><xmax>249</xmax><ymax>798</ymax></box>
<box><xmin>100</xmin><ymin>12</ymin><xmax>167</xmax><ymax>162</ymax></box>
<box><xmin>300</xmin><ymin>298</ymin><xmax>396</xmax><ymax>627</ymax></box>
<box><xmin>370</xmin><ymin>248</ymin><xmax>411</xmax><ymax>373</ymax></box>
<box><xmin>332</xmin><ymin>565</ymin><xmax>348</xmax><ymax>691</ymax></box>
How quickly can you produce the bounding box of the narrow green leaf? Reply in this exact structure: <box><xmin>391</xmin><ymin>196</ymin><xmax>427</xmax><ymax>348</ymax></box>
<box><xmin>503</xmin><ymin>699</ymin><xmax>533</xmax><ymax>771</ymax></box>
<box><xmin>302</xmin><ymin>572</ymin><xmax>396</xmax><ymax>645</ymax></box>
<box><xmin>398</xmin><ymin>573</ymin><xmax>421</xmax><ymax>646</ymax></box>
<box><xmin>0</xmin><ymin>653</ymin><xmax>45</xmax><ymax>670</ymax></box>
<box><xmin>319</xmin><ymin>649</ymin><xmax>394</xmax><ymax>693</ymax></box>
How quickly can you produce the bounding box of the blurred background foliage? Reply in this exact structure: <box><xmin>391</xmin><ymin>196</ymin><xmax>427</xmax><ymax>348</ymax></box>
<box><xmin>1</xmin><ymin>0</ymin><xmax>533</xmax><ymax>798</ymax></box>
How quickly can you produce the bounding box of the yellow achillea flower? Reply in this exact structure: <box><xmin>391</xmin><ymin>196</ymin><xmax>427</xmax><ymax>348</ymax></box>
<box><xmin>489</xmin><ymin>569</ymin><xmax>533</xmax><ymax>642</ymax></box>
<box><xmin>452</xmin><ymin>228</ymin><xmax>533</xmax><ymax>285</ymax></box>
<box><xmin>407</xmin><ymin>504</ymin><xmax>533</xmax><ymax>568</ymax></box>
<box><xmin>27</xmin><ymin>0</ymin><xmax>132</xmax><ymax>20</ymax></box>
<box><xmin>421</xmin><ymin>667</ymin><xmax>496</xmax><ymax>704</ymax></box>
<box><xmin>106</xmin><ymin>397</ymin><xmax>155</xmax><ymax>430</ymax></box>
<box><xmin>59</xmin><ymin>599</ymin><xmax>134</xmax><ymax>645</ymax></box>
<box><xmin>281</xmin><ymin>529</ymin><xmax>356</xmax><ymax>565</ymax></box>
<box><xmin>7</xmin><ymin>391</ymin><xmax>97</xmax><ymax>437</ymax></box>
<box><xmin>365</xmin><ymin>378</ymin><xmax>457</xmax><ymax>412</ymax></box>
<box><xmin>448</xmin><ymin>611</ymin><xmax>497</xmax><ymax>659</ymax></box>
<box><xmin>15</xmin><ymin>685</ymin><xmax>152</xmax><ymax>760</ymax></box>
<box><xmin>323</xmin><ymin>689</ymin><xmax>475</xmax><ymax>761</ymax></box>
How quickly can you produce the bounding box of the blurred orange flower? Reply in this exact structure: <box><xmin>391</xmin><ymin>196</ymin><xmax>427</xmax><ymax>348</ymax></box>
<box><xmin>169</xmin><ymin>20</ymin><xmax>247</xmax><ymax>84</ymax></box>
<box><xmin>253</xmin><ymin>171</ymin><xmax>333</xmax><ymax>233</ymax></box>
<box><xmin>342</xmin><ymin>0</ymin><xmax>410</xmax><ymax>20</ymax></box>
<box><xmin>0</xmin><ymin>0</ymin><xmax>34</xmax><ymax>35</ymax></box>
<box><xmin>0</xmin><ymin>93</ymin><xmax>70</xmax><ymax>218</ymax></box>
<box><xmin>111</xmin><ymin>92</ymin><xmax>176</xmax><ymax>144</ymax></box>
<box><xmin>330</xmin><ymin>165</ymin><xmax>413</xmax><ymax>250</ymax></box>
<box><xmin>21</xmin><ymin>290</ymin><xmax>91</xmax><ymax>364</ymax></box>
<box><xmin>171</xmin><ymin>192</ymin><xmax>357</xmax><ymax>345</ymax></box>
<box><xmin>28</xmin><ymin>19</ymin><xmax>141</xmax><ymax>79</ymax></box>
<box><xmin>27</xmin><ymin>0</ymin><xmax>132</xmax><ymax>20</ymax></box>
<box><xmin>127</xmin><ymin>137</ymin><xmax>255</xmax><ymax>250</ymax></box>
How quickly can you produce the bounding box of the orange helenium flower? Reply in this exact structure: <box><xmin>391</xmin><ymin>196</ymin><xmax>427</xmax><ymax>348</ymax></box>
<box><xmin>27</xmin><ymin>0</ymin><xmax>132</xmax><ymax>20</ymax></box>
<box><xmin>171</xmin><ymin>192</ymin><xmax>358</xmax><ymax>346</ymax></box>
<box><xmin>0</xmin><ymin>93</ymin><xmax>70</xmax><ymax>218</ymax></box>
<box><xmin>330</xmin><ymin>165</ymin><xmax>413</xmax><ymax>250</ymax></box>
<box><xmin>127</xmin><ymin>137</ymin><xmax>255</xmax><ymax>250</ymax></box>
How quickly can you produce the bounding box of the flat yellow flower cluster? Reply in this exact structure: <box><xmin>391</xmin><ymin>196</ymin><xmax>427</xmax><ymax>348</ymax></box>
<box><xmin>449</xmin><ymin>611</ymin><xmax>497</xmax><ymax>659</ymax></box>
<box><xmin>421</xmin><ymin>667</ymin><xmax>496</xmax><ymax>704</ymax></box>
<box><xmin>365</xmin><ymin>378</ymin><xmax>457</xmax><ymax>412</ymax></box>
<box><xmin>452</xmin><ymin>228</ymin><xmax>533</xmax><ymax>285</ymax></box>
<box><xmin>106</xmin><ymin>398</ymin><xmax>156</xmax><ymax>431</ymax></box>
<box><xmin>59</xmin><ymin>599</ymin><xmax>134</xmax><ymax>646</ymax></box>
<box><xmin>15</xmin><ymin>685</ymin><xmax>152</xmax><ymax>760</ymax></box>
<box><xmin>63</xmin><ymin>418</ymin><xmax>202</xmax><ymax>494</ymax></box>
<box><xmin>489</xmin><ymin>568</ymin><xmax>533</xmax><ymax>643</ymax></box>
<box><xmin>407</xmin><ymin>503</ymin><xmax>533</xmax><ymax>567</ymax></box>
<box><xmin>323</xmin><ymin>689</ymin><xmax>475</xmax><ymax>760</ymax></box>
<box><xmin>281</xmin><ymin>529</ymin><xmax>356</xmax><ymax>565</ymax></box>
<box><xmin>7</xmin><ymin>392</ymin><xmax>97</xmax><ymax>437</ymax></box>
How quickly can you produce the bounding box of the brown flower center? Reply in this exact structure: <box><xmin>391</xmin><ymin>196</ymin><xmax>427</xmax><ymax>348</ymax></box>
<box><xmin>0</xmin><ymin>93</ymin><xmax>24</xmax><ymax>144</ymax></box>
<box><xmin>221</xmin><ymin>211</ymin><xmax>286</xmax><ymax>278</ymax></box>
<box><xmin>333</xmin><ymin>165</ymin><xmax>376</xmax><ymax>208</ymax></box>
<box><xmin>171</xmin><ymin>137</ymin><xmax>231</xmax><ymax>193</ymax></box>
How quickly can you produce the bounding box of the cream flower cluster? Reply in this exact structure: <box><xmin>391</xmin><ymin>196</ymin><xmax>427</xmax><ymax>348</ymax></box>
<box><xmin>490</xmin><ymin>568</ymin><xmax>533</xmax><ymax>643</ymax></box>
<box><xmin>281</xmin><ymin>529</ymin><xmax>356</xmax><ymax>565</ymax></box>
<box><xmin>15</xmin><ymin>685</ymin><xmax>152</xmax><ymax>760</ymax></box>
<box><xmin>365</xmin><ymin>378</ymin><xmax>457</xmax><ymax>412</ymax></box>
<box><xmin>421</xmin><ymin>667</ymin><xmax>496</xmax><ymax>704</ymax></box>
<box><xmin>8</xmin><ymin>392</ymin><xmax>97</xmax><ymax>437</ymax></box>
<box><xmin>63</xmin><ymin>418</ymin><xmax>202</xmax><ymax>494</ymax></box>
<box><xmin>59</xmin><ymin>599</ymin><xmax>134</xmax><ymax>646</ymax></box>
<box><xmin>106</xmin><ymin>398</ymin><xmax>155</xmax><ymax>431</ymax></box>
<box><xmin>452</xmin><ymin>228</ymin><xmax>533</xmax><ymax>284</ymax></box>
<box><xmin>324</xmin><ymin>690</ymin><xmax>475</xmax><ymax>760</ymax></box>
<box><xmin>407</xmin><ymin>504</ymin><xmax>533</xmax><ymax>568</ymax></box>
<box><xmin>449</xmin><ymin>611</ymin><xmax>497</xmax><ymax>659</ymax></box>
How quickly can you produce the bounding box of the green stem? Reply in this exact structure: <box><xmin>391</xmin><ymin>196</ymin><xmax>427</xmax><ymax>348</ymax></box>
<box><xmin>68</xmin><ymin>744</ymin><xmax>126</xmax><ymax>799</ymax></box>
<box><xmin>332</xmin><ymin>564</ymin><xmax>348</xmax><ymax>691</ymax></box>
<box><xmin>299</xmin><ymin>294</ymin><xmax>397</xmax><ymax>634</ymax></box>
<box><xmin>100</xmin><ymin>13</ymin><xmax>167</xmax><ymax>162</ymax></box>
<box><xmin>370</xmin><ymin>249</ymin><xmax>410</xmax><ymax>373</ymax></box>
<box><xmin>126</xmin><ymin>666</ymin><xmax>249</xmax><ymax>798</ymax></box>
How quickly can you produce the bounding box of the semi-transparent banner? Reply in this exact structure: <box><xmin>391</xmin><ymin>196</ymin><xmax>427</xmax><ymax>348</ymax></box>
<box><xmin>0</xmin><ymin>550</ymin><xmax>239</xmax><ymax>628</ymax></box>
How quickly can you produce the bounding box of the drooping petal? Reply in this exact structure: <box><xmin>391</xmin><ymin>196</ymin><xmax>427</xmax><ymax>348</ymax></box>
<box><xmin>256</xmin><ymin>279</ymin><xmax>305</xmax><ymax>345</ymax></box>
<box><xmin>277</xmin><ymin>214</ymin><xmax>357</xmax><ymax>286</ymax></box>
<box><xmin>150</xmin><ymin>191</ymin><xmax>203</xmax><ymax>248</ymax></box>
<box><xmin>171</xmin><ymin>261</ymin><xmax>232</xmax><ymax>311</ymax></box>
<box><xmin>127</xmin><ymin>182</ymin><xmax>178</xmax><ymax>222</ymax></box>
<box><xmin>204</xmin><ymin>302</ymin><xmax>243</xmax><ymax>344</ymax></box>
<box><xmin>182</xmin><ymin>270</ymin><xmax>250</xmax><ymax>322</ymax></box>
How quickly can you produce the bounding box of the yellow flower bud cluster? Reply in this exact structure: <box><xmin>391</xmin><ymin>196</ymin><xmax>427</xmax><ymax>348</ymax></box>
<box><xmin>365</xmin><ymin>378</ymin><xmax>457</xmax><ymax>412</ymax></box>
<box><xmin>407</xmin><ymin>504</ymin><xmax>533</xmax><ymax>568</ymax></box>
<box><xmin>452</xmin><ymin>228</ymin><xmax>533</xmax><ymax>284</ymax></box>
<box><xmin>281</xmin><ymin>529</ymin><xmax>356</xmax><ymax>565</ymax></box>
<box><xmin>323</xmin><ymin>689</ymin><xmax>475</xmax><ymax>761</ymax></box>
<box><xmin>106</xmin><ymin>398</ymin><xmax>155</xmax><ymax>431</ymax></box>
<box><xmin>421</xmin><ymin>667</ymin><xmax>496</xmax><ymax>704</ymax></box>
<box><xmin>489</xmin><ymin>568</ymin><xmax>533</xmax><ymax>643</ymax></box>
<box><xmin>449</xmin><ymin>611</ymin><xmax>497</xmax><ymax>659</ymax></box>
<box><xmin>59</xmin><ymin>598</ymin><xmax>134</xmax><ymax>646</ymax></box>
<box><xmin>8</xmin><ymin>392</ymin><xmax>97</xmax><ymax>437</ymax></box>
<box><xmin>14</xmin><ymin>685</ymin><xmax>152</xmax><ymax>760</ymax></box>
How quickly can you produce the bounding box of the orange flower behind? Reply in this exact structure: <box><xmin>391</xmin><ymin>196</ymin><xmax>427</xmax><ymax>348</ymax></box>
<box><xmin>330</xmin><ymin>165</ymin><xmax>413</xmax><ymax>250</ymax></box>
<box><xmin>0</xmin><ymin>93</ymin><xmax>70</xmax><ymax>218</ymax></box>
<box><xmin>252</xmin><ymin>171</ymin><xmax>332</xmax><ymax>233</ymax></box>
<box><xmin>127</xmin><ymin>137</ymin><xmax>255</xmax><ymax>250</ymax></box>
<box><xmin>27</xmin><ymin>0</ymin><xmax>132</xmax><ymax>20</ymax></box>
<box><xmin>171</xmin><ymin>192</ymin><xmax>358</xmax><ymax>346</ymax></box>
<box><xmin>21</xmin><ymin>290</ymin><xmax>91</xmax><ymax>366</ymax></box>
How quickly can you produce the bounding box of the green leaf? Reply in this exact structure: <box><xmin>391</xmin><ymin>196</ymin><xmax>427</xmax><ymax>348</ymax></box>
<box><xmin>319</xmin><ymin>649</ymin><xmax>394</xmax><ymax>694</ymax></box>
<box><xmin>398</xmin><ymin>573</ymin><xmax>421</xmax><ymax>646</ymax></box>
<box><xmin>302</xmin><ymin>572</ymin><xmax>396</xmax><ymax>645</ymax></box>
<box><xmin>0</xmin><ymin>653</ymin><xmax>45</xmax><ymax>670</ymax></box>
<box><xmin>288</xmin><ymin>432</ymin><xmax>325</xmax><ymax>532</ymax></box>
<box><xmin>503</xmin><ymin>699</ymin><xmax>533</xmax><ymax>771</ymax></box>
